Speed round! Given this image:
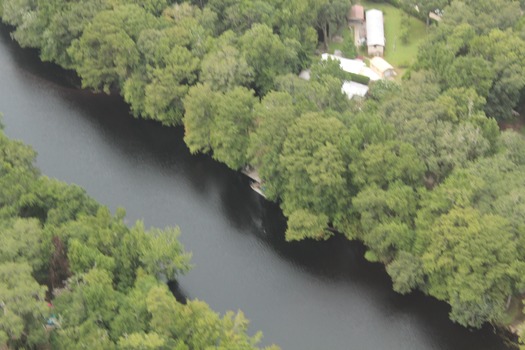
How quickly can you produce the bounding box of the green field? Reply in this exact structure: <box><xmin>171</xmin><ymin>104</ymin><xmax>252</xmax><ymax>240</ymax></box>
<box><xmin>329</xmin><ymin>1</ymin><xmax>429</xmax><ymax>70</ymax></box>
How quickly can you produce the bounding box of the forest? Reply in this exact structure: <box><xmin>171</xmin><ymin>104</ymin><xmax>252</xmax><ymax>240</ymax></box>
<box><xmin>1</xmin><ymin>0</ymin><xmax>525</xmax><ymax>347</ymax></box>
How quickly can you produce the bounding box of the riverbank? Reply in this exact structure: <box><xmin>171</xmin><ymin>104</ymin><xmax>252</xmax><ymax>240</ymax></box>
<box><xmin>0</xmin><ymin>21</ymin><xmax>514</xmax><ymax>349</ymax></box>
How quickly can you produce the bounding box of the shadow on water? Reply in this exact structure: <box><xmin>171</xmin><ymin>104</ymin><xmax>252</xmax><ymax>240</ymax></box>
<box><xmin>0</xmin><ymin>23</ymin><xmax>513</xmax><ymax>350</ymax></box>
<box><xmin>0</xmin><ymin>24</ymin><xmax>80</xmax><ymax>88</ymax></box>
<box><xmin>251</xmin><ymin>199</ymin><xmax>514</xmax><ymax>349</ymax></box>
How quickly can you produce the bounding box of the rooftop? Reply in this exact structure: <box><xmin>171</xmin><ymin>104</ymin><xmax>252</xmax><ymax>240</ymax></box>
<box><xmin>321</xmin><ymin>54</ymin><xmax>380</xmax><ymax>81</ymax></box>
<box><xmin>366</xmin><ymin>9</ymin><xmax>385</xmax><ymax>47</ymax></box>
<box><xmin>341</xmin><ymin>81</ymin><xmax>369</xmax><ymax>99</ymax></box>
<box><xmin>370</xmin><ymin>56</ymin><xmax>394</xmax><ymax>73</ymax></box>
<box><xmin>321</xmin><ymin>53</ymin><xmax>365</xmax><ymax>75</ymax></box>
<box><xmin>350</xmin><ymin>5</ymin><xmax>365</xmax><ymax>20</ymax></box>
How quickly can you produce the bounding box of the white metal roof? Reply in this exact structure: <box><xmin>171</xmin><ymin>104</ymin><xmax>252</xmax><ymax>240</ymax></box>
<box><xmin>321</xmin><ymin>54</ymin><xmax>381</xmax><ymax>81</ymax></box>
<box><xmin>370</xmin><ymin>56</ymin><xmax>394</xmax><ymax>73</ymax></box>
<box><xmin>366</xmin><ymin>9</ymin><xmax>385</xmax><ymax>47</ymax></box>
<box><xmin>341</xmin><ymin>81</ymin><xmax>369</xmax><ymax>99</ymax></box>
<box><xmin>359</xmin><ymin>67</ymin><xmax>380</xmax><ymax>81</ymax></box>
<box><xmin>321</xmin><ymin>53</ymin><xmax>365</xmax><ymax>75</ymax></box>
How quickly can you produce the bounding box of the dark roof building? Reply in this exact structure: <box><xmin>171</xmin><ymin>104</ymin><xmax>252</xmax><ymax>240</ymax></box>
<box><xmin>348</xmin><ymin>4</ymin><xmax>365</xmax><ymax>22</ymax></box>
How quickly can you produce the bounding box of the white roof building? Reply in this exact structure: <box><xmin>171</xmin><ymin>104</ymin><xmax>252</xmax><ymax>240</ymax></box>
<box><xmin>370</xmin><ymin>57</ymin><xmax>393</xmax><ymax>71</ymax></box>
<box><xmin>321</xmin><ymin>54</ymin><xmax>380</xmax><ymax>81</ymax></box>
<box><xmin>341</xmin><ymin>81</ymin><xmax>369</xmax><ymax>99</ymax></box>
<box><xmin>359</xmin><ymin>67</ymin><xmax>380</xmax><ymax>81</ymax></box>
<box><xmin>370</xmin><ymin>57</ymin><xmax>396</xmax><ymax>78</ymax></box>
<box><xmin>321</xmin><ymin>53</ymin><xmax>365</xmax><ymax>75</ymax></box>
<box><xmin>366</xmin><ymin>9</ymin><xmax>385</xmax><ymax>47</ymax></box>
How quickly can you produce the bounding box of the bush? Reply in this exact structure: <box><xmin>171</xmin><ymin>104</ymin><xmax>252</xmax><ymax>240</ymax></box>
<box><xmin>347</xmin><ymin>72</ymin><xmax>370</xmax><ymax>85</ymax></box>
<box><xmin>342</xmin><ymin>37</ymin><xmax>357</xmax><ymax>59</ymax></box>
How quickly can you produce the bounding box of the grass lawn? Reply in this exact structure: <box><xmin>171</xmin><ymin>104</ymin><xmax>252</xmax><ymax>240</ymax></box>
<box><xmin>360</xmin><ymin>1</ymin><xmax>428</xmax><ymax>67</ymax></box>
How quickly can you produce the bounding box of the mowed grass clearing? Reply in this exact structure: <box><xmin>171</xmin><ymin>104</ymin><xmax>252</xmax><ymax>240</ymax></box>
<box><xmin>360</xmin><ymin>1</ymin><xmax>428</xmax><ymax>68</ymax></box>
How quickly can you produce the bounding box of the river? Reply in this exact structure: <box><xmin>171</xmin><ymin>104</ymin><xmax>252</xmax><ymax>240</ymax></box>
<box><xmin>0</xmin><ymin>25</ymin><xmax>511</xmax><ymax>350</ymax></box>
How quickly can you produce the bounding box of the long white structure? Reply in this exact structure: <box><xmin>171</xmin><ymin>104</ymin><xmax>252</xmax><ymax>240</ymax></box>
<box><xmin>321</xmin><ymin>54</ymin><xmax>380</xmax><ymax>81</ymax></box>
<box><xmin>366</xmin><ymin>9</ymin><xmax>385</xmax><ymax>56</ymax></box>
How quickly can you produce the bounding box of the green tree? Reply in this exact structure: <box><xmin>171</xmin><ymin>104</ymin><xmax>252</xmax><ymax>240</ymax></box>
<box><xmin>445</xmin><ymin>56</ymin><xmax>495</xmax><ymax>97</ymax></box>
<box><xmin>386</xmin><ymin>251</ymin><xmax>425</xmax><ymax>294</ymax></box>
<box><xmin>118</xmin><ymin>332</ymin><xmax>167</xmax><ymax>350</ymax></box>
<box><xmin>19</xmin><ymin>176</ymin><xmax>99</xmax><ymax>225</ymax></box>
<box><xmin>280</xmin><ymin>113</ymin><xmax>348</xmax><ymax>237</ymax></box>
<box><xmin>350</xmin><ymin>141</ymin><xmax>425</xmax><ymax>189</ymax></box>
<box><xmin>240</xmin><ymin>24</ymin><xmax>297</xmax><ymax>95</ymax></box>
<box><xmin>436</xmin><ymin>87</ymin><xmax>486</xmax><ymax>123</ymax></box>
<box><xmin>51</xmin><ymin>319</ymin><xmax>116</xmax><ymax>350</ymax></box>
<box><xmin>309</xmin><ymin>57</ymin><xmax>348</xmax><ymax>84</ymax></box>
<box><xmin>0</xmin><ymin>263</ymin><xmax>48</xmax><ymax>349</ymax></box>
<box><xmin>142</xmin><ymin>45</ymin><xmax>199</xmax><ymax>125</ymax></box>
<box><xmin>501</xmin><ymin>130</ymin><xmax>525</xmax><ymax>165</ymax></box>
<box><xmin>200</xmin><ymin>44</ymin><xmax>253</xmax><ymax>92</ymax></box>
<box><xmin>314</xmin><ymin>0</ymin><xmax>350</xmax><ymax>49</ymax></box>
<box><xmin>422</xmin><ymin>207</ymin><xmax>524</xmax><ymax>327</ymax></box>
<box><xmin>353</xmin><ymin>182</ymin><xmax>419</xmax><ymax>262</ymax></box>
<box><xmin>40</xmin><ymin>0</ymin><xmax>114</xmax><ymax>67</ymax></box>
<box><xmin>471</xmin><ymin>29</ymin><xmax>525</xmax><ymax>120</ymax></box>
<box><xmin>161</xmin><ymin>4</ymin><xmax>217</xmax><ymax>57</ymax></box>
<box><xmin>0</xmin><ymin>218</ymin><xmax>43</xmax><ymax>271</ymax></box>
<box><xmin>128</xmin><ymin>0</ymin><xmax>169</xmax><ymax>15</ymax></box>
<box><xmin>140</xmin><ymin>225</ymin><xmax>192</xmax><ymax>281</ymax></box>
<box><xmin>182</xmin><ymin>83</ymin><xmax>218</xmax><ymax>155</ymax></box>
<box><xmin>380</xmin><ymin>73</ymin><xmax>492</xmax><ymax>183</ymax></box>
<box><xmin>207</xmin><ymin>0</ymin><xmax>274</xmax><ymax>33</ymax></box>
<box><xmin>442</xmin><ymin>0</ymin><xmax>521</xmax><ymax>34</ymax></box>
<box><xmin>285</xmin><ymin>209</ymin><xmax>329</xmax><ymax>241</ymax></box>
<box><xmin>110</xmin><ymin>271</ymin><xmax>157</xmax><ymax>339</ymax></box>
<box><xmin>275</xmin><ymin>72</ymin><xmax>350</xmax><ymax>114</ymax></box>
<box><xmin>247</xmin><ymin>91</ymin><xmax>298</xmax><ymax>200</ymax></box>
<box><xmin>0</xmin><ymin>131</ymin><xmax>38</xmax><ymax>218</ymax></box>
<box><xmin>209</xmin><ymin>87</ymin><xmax>257</xmax><ymax>169</ymax></box>
<box><xmin>1</xmin><ymin>0</ymin><xmax>33</xmax><ymax>27</ymax></box>
<box><xmin>68</xmin><ymin>5</ymin><xmax>159</xmax><ymax>92</ymax></box>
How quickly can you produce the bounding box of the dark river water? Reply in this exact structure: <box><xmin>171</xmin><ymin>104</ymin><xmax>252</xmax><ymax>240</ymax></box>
<box><xmin>0</xmin><ymin>24</ymin><xmax>512</xmax><ymax>350</ymax></box>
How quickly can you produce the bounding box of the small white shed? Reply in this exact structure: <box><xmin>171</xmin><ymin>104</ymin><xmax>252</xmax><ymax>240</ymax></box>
<box><xmin>341</xmin><ymin>81</ymin><xmax>369</xmax><ymax>100</ymax></box>
<box><xmin>370</xmin><ymin>57</ymin><xmax>396</xmax><ymax>78</ymax></box>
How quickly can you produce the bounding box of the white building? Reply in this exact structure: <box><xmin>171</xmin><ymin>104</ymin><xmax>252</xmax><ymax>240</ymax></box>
<box><xmin>341</xmin><ymin>81</ymin><xmax>369</xmax><ymax>100</ymax></box>
<box><xmin>370</xmin><ymin>57</ymin><xmax>396</xmax><ymax>78</ymax></box>
<box><xmin>366</xmin><ymin>9</ymin><xmax>385</xmax><ymax>57</ymax></box>
<box><xmin>321</xmin><ymin>54</ymin><xmax>380</xmax><ymax>81</ymax></box>
<box><xmin>321</xmin><ymin>53</ymin><xmax>365</xmax><ymax>75</ymax></box>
